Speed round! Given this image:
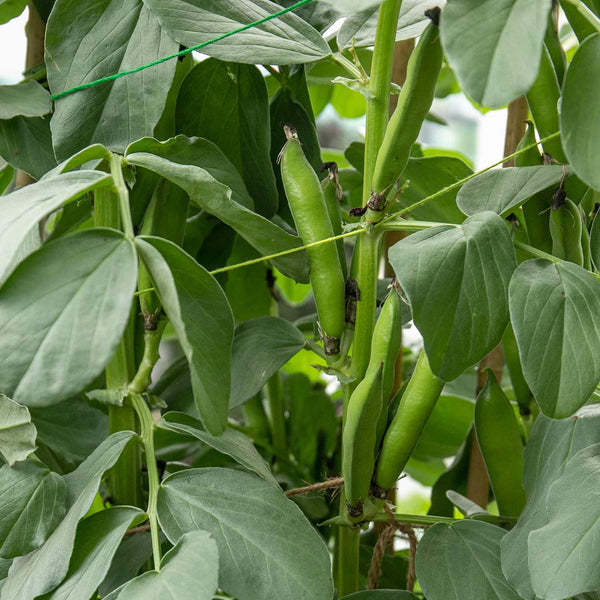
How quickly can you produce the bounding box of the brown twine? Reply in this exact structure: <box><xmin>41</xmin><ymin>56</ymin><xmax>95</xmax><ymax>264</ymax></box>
<box><xmin>367</xmin><ymin>503</ymin><xmax>418</xmax><ymax>591</ymax></box>
<box><xmin>124</xmin><ymin>524</ymin><xmax>151</xmax><ymax>537</ymax></box>
<box><xmin>284</xmin><ymin>477</ymin><xmax>344</xmax><ymax>497</ymax></box>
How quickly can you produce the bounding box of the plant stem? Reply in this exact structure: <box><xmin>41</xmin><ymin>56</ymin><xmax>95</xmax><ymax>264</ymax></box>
<box><xmin>109</xmin><ymin>153</ymin><xmax>135</xmax><ymax>238</ymax></box>
<box><xmin>337</xmin><ymin>525</ymin><xmax>360</xmax><ymax>597</ymax></box>
<box><xmin>514</xmin><ymin>241</ymin><xmax>561</xmax><ymax>262</ymax></box>
<box><xmin>129</xmin><ymin>319</ymin><xmax>167</xmax><ymax>394</ymax></box>
<box><xmin>130</xmin><ymin>394</ymin><xmax>162</xmax><ymax>571</ymax></box>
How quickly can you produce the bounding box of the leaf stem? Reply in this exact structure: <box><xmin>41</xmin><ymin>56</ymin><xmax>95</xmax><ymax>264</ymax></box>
<box><xmin>109</xmin><ymin>153</ymin><xmax>134</xmax><ymax>238</ymax></box>
<box><xmin>514</xmin><ymin>241</ymin><xmax>561</xmax><ymax>263</ymax></box>
<box><xmin>128</xmin><ymin>319</ymin><xmax>167</xmax><ymax>394</ymax></box>
<box><xmin>130</xmin><ymin>393</ymin><xmax>162</xmax><ymax>571</ymax></box>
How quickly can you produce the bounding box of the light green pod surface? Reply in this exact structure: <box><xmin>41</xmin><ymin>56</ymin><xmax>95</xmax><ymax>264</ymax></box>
<box><xmin>550</xmin><ymin>198</ymin><xmax>584</xmax><ymax>266</ymax></box>
<box><xmin>374</xmin><ymin>351</ymin><xmax>443</xmax><ymax>491</ymax></box>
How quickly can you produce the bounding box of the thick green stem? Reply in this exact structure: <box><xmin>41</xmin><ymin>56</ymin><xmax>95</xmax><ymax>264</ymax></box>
<box><xmin>130</xmin><ymin>394</ymin><xmax>162</xmax><ymax>571</ymax></box>
<box><xmin>94</xmin><ymin>187</ymin><xmax>141</xmax><ymax>508</ymax></box>
<box><xmin>129</xmin><ymin>320</ymin><xmax>167</xmax><ymax>394</ymax></box>
<box><xmin>109</xmin><ymin>154</ymin><xmax>135</xmax><ymax>238</ymax></box>
<box><xmin>337</xmin><ymin>525</ymin><xmax>360</xmax><ymax>597</ymax></box>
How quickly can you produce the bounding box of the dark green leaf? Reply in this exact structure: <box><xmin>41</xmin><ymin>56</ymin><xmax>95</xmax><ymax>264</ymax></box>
<box><xmin>158</xmin><ymin>412</ymin><xmax>277</xmax><ymax>485</ymax></box>
<box><xmin>104</xmin><ymin>530</ymin><xmax>218</xmax><ymax>600</ymax></box>
<box><xmin>416</xmin><ymin>520</ymin><xmax>521</xmax><ymax>600</ymax></box>
<box><xmin>0</xmin><ymin>170</ymin><xmax>111</xmax><ymax>282</ymax></box>
<box><xmin>152</xmin><ymin>357</ymin><xmax>196</xmax><ymax>416</ymax></box>
<box><xmin>501</xmin><ymin>406</ymin><xmax>600</xmax><ymax>599</ymax></box>
<box><xmin>389</xmin><ymin>212</ymin><xmax>517</xmax><ymax>381</ymax></box>
<box><xmin>143</xmin><ymin>0</ymin><xmax>331</xmax><ymax>64</ymax></box>
<box><xmin>0</xmin><ymin>163</ymin><xmax>14</xmax><ymax>194</ymax></box>
<box><xmin>0</xmin><ymin>461</ymin><xmax>65</xmax><ymax>559</ymax></box>
<box><xmin>441</xmin><ymin>0</ymin><xmax>553</xmax><ymax>107</ymax></box>
<box><xmin>230</xmin><ymin>316</ymin><xmax>305</xmax><ymax>408</ymax></box>
<box><xmin>457</xmin><ymin>166</ymin><xmax>568</xmax><ymax>217</ymax></box>
<box><xmin>158</xmin><ymin>468</ymin><xmax>334</xmax><ymax>600</ymax></box>
<box><xmin>40</xmin><ymin>507</ymin><xmax>144</xmax><ymax>600</ymax></box>
<box><xmin>1</xmin><ymin>431</ymin><xmax>135</xmax><ymax>600</ymax></box>
<box><xmin>175</xmin><ymin>60</ymin><xmax>276</xmax><ymax>216</ymax></box>
<box><xmin>136</xmin><ymin>237</ymin><xmax>234</xmax><ymax>435</ymax></box>
<box><xmin>591</xmin><ymin>209</ymin><xmax>600</xmax><ymax>271</ymax></box>
<box><xmin>126</xmin><ymin>136</ymin><xmax>309</xmax><ymax>282</ymax></box>
<box><xmin>46</xmin><ymin>0</ymin><xmax>177</xmax><ymax>158</ymax></box>
<box><xmin>508</xmin><ymin>259</ymin><xmax>600</xmax><ymax>418</ymax></box>
<box><xmin>0</xmin><ymin>0</ymin><xmax>26</xmax><ymax>24</ymax></box>
<box><xmin>0</xmin><ymin>229</ymin><xmax>138</xmax><ymax>407</ymax></box>
<box><xmin>0</xmin><ymin>395</ymin><xmax>36</xmax><ymax>466</ymax></box>
<box><xmin>0</xmin><ymin>82</ymin><xmax>51</xmax><ymax>119</ymax></box>
<box><xmin>561</xmin><ymin>33</ymin><xmax>600</xmax><ymax>190</ymax></box>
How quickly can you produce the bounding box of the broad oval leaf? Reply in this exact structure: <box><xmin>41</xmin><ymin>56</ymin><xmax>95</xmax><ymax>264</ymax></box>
<box><xmin>158</xmin><ymin>468</ymin><xmax>334</xmax><ymax>600</ymax></box>
<box><xmin>126</xmin><ymin>138</ymin><xmax>309</xmax><ymax>282</ymax></box>
<box><xmin>104</xmin><ymin>530</ymin><xmax>218</xmax><ymax>600</ymax></box>
<box><xmin>339</xmin><ymin>592</ymin><xmax>418</xmax><ymax>599</ymax></box>
<box><xmin>143</xmin><ymin>0</ymin><xmax>331</xmax><ymax>64</ymax></box>
<box><xmin>158</xmin><ymin>412</ymin><xmax>277</xmax><ymax>486</ymax></box>
<box><xmin>2</xmin><ymin>431</ymin><xmax>135</xmax><ymax>600</ymax></box>
<box><xmin>457</xmin><ymin>166</ymin><xmax>568</xmax><ymax>217</ymax></box>
<box><xmin>500</xmin><ymin>406</ymin><xmax>600</xmax><ymax>600</ymax></box>
<box><xmin>46</xmin><ymin>0</ymin><xmax>177</xmax><ymax>159</ymax></box>
<box><xmin>509</xmin><ymin>259</ymin><xmax>600</xmax><ymax>419</ymax></box>
<box><xmin>441</xmin><ymin>0</ymin><xmax>553</xmax><ymax>108</ymax></box>
<box><xmin>389</xmin><ymin>212</ymin><xmax>517</xmax><ymax>381</ymax></box>
<box><xmin>0</xmin><ymin>229</ymin><xmax>138</xmax><ymax>407</ymax></box>
<box><xmin>135</xmin><ymin>237</ymin><xmax>234</xmax><ymax>435</ymax></box>
<box><xmin>528</xmin><ymin>443</ymin><xmax>600</xmax><ymax>600</ymax></box>
<box><xmin>0</xmin><ymin>461</ymin><xmax>65</xmax><ymax>559</ymax></box>
<box><xmin>0</xmin><ymin>82</ymin><xmax>51</xmax><ymax>120</ymax></box>
<box><xmin>416</xmin><ymin>520</ymin><xmax>521</xmax><ymax>600</ymax></box>
<box><xmin>318</xmin><ymin>0</ymin><xmax>382</xmax><ymax>13</ymax></box>
<box><xmin>231</xmin><ymin>316</ymin><xmax>306</xmax><ymax>408</ymax></box>
<box><xmin>0</xmin><ymin>395</ymin><xmax>36</xmax><ymax>466</ymax></box>
<box><xmin>0</xmin><ymin>170</ymin><xmax>111</xmax><ymax>282</ymax></box>
<box><xmin>562</xmin><ymin>34</ymin><xmax>600</xmax><ymax>190</ymax></box>
<box><xmin>175</xmin><ymin>61</ymin><xmax>276</xmax><ymax>216</ymax></box>
<box><xmin>40</xmin><ymin>506</ymin><xmax>144</xmax><ymax>600</ymax></box>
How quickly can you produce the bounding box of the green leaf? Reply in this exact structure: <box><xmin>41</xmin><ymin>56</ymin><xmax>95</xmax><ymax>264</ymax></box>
<box><xmin>398</xmin><ymin>156</ymin><xmax>472</xmax><ymax>223</ymax></box>
<box><xmin>158</xmin><ymin>412</ymin><xmax>277</xmax><ymax>486</ymax></box>
<box><xmin>46</xmin><ymin>0</ymin><xmax>178</xmax><ymax>159</ymax></box>
<box><xmin>104</xmin><ymin>530</ymin><xmax>218</xmax><ymax>600</ymax></box>
<box><xmin>591</xmin><ymin>209</ymin><xmax>600</xmax><ymax>271</ymax></box>
<box><xmin>389</xmin><ymin>212</ymin><xmax>517</xmax><ymax>381</ymax></box>
<box><xmin>500</xmin><ymin>406</ymin><xmax>600</xmax><ymax>599</ymax></box>
<box><xmin>416</xmin><ymin>520</ymin><xmax>521</xmax><ymax>600</ymax></box>
<box><xmin>508</xmin><ymin>259</ymin><xmax>600</xmax><ymax>418</ymax></box>
<box><xmin>0</xmin><ymin>461</ymin><xmax>65</xmax><ymax>559</ymax></box>
<box><xmin>339</xmin><ymin>592</ymin><xmax>418</xmax><ymax>599</ymax></box>
<box><xmin>0</xmin><ymin>229</ymin><xmax>138</xmax><ymax>407</ymax></box>
<box><xmin>0</xmin><ymin>163</ymin><xmax>14</xmax><ymax>194</ymax></box>
<box><xmin>0</xmin><ymin>116</ymin><xmax>57</xmax><ymax>180</ymax></box>
<box><xmin>175</xmin><ymin>60</ymin><xmax>277</xmax><ymax>216</ymax></box>
<box><xmin>158</xmin><ymin>468</ymin><xmax>334</xmax><ymax>600</ymax></box>
<box><xmin>30</xmin><ymin>397</ymin><xmax>108</xmax><ymax>474</ymax></box>
<box><xmin>0</xmin><ymin>170</ymin><xmax>111</xmax><ymax>282</ymax></box>
<box><xmin>457</xmin><ymin>166</ymin><xmax>568</xmax><ymax>217</ymax></box>
<box><xmin>126</xmin><ymin>136</ymin><xmax>309</xmax><ymax>282</ymax></box>
<box><xmin>441</xmin><ymin>0</ymin><xmax>553</xmax><ymax>107</ymax></box>
<box><xmin>135</xmin><ymin>237</ymin><xmax>234</xmax><ymax>435</ymax></box>
<box><xmin>319</xmin><ymin>0</ymin><xmax>383</xmax><ymax>14</ymax></box>
<box><xmin>230</xmin><ymin>316</ymin><xmax>306</xmax><ymax>408</ymax></box>
<box><xmin>527</xmin><ymin>443</ymin><xmax>600</xmax><ymax>599</ymax></box>
<box><xmin>40</xmin><ymin>507</ymin><xmax>144</xmax><ymax>600</ymax></box>
<box><xmin>143</xmin><ymin>0</ymin><xmax>331</xmax><ymax>64</ymax></box>
<box><xmin>337</xmin><ymin>0</ymin><xmax>440</xmax><ymax>48</ymax></box>
<box><xmin>0</xmin><ymin>0</ymin><xmax>26</xmax><ymax>24</ymax></box>
<box><xmin>561</xmin><ymin>33</ymin><xmax>600</xmax><ymax>190</ymax></box>
<box><xmin>0</xmin><ymin>395</ymin><xmax>36</xmax><ymax>465</ymax></box>
<box><xmin>1</xmin><ymin>431</ymin><xmax>135</xmax><ymax>600</ymax></box>
<box><xmin>0</xmin><ymin>82</ymin><xmax>51</xmax><ymax>119</ymax></box>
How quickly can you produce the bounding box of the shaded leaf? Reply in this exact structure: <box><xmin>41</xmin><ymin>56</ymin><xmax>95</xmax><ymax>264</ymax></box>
<box><xmin>136</xmin><ymin>237</ymin><xmax>233</xmax><ymax>435</ymax></box>
<box><xmin>389</xmin><ymin>212</ymin><xmax>517</xmax><ymax>381</ymax></box>
<box><xmin>47</xmin><ymin>0</ymin><xmax>177</xmax><ymax>159</ymax></box>
<box><xmin>339</xmin><ymin>592</ymin><xmax>418</xmax><ymax>599</ymax></box>
<box><xmin>0</xmin><ymin>395</ymin><xmax>36</xmax><ymax>465</ymax></box>
<box><xmin>143</xmin><ymin>0</ymin><xmax>330</xmax><ymax>64</ymax></box>
<box><xmin>158</xmin><ymin>468</ymin><xmax>333</xmax><ymax>600</ymax></box>
<box><xmin>0</xmin><ymin>229</ymin><xmax>138</xmax><ymax>407</ymax></box>
<box><xmin>0</xmin><ymin>82</ymin><xmax>51</xmax><ymax>119</ymax></box>
<box><xmin>0</xmin><ymin>0</ymin><xmax>27</xmax><ymax>24</ymax></box>
<box><xmin>230</xmin><ymin>316</ymin><xmax>305</xmax><ymax>408</ymax></box>
<box><xmin>508</xmin><ymin>259</ymin><xmax>600</xmax><ymax>418</ymax></box>
<box><xmin>441</xmin><ymin>0</ymin><xmax>553</xmax><ymax>107</ymax></box>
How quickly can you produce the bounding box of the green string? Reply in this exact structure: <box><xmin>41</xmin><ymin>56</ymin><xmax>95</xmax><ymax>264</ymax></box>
<box><xmin>50</xmin><ymin>0</ymin><xmax>315</xmax><ymax>101</ymax></box>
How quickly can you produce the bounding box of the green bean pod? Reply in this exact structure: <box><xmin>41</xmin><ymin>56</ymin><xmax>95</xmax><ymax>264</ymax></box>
<box><xmin>474</xmin><ymin>369</ymin><xmax>526</xmax><ymax>517</ymax></box>
<box><xmin>501</xmin><ymin>323</ymin><xmax>533</xmax><ymax>411</ymax></box>
<box><xmin>342</xmin><ymin>361</ymin><xmax>384</xmax><ymax>517</ymax></box>
<box><xmin>367</xmin><ymin>14</ymin><xmax>443</xmax><ymax>221</ymax></box>
<box><xmin>374</xmin><ymin>351</ymin><xmax>444</xmax><ymax>493</ymax></box>
<box><xmin>544</xmin><ymin>10</ymin><xmax>566</xmax><ymax>85</ymax></box>
<box><xmin>320</xmin><ymin>162</ymin><xmax>347</xmax><ymax>278</ymax></box>
<box><xmin>279</xmin><ymin>126</ymin><xmax>346</xmax><ymax>356</ymax></box>
<box><xmin>550</xmin><ymin>197</ymin><xmax>584</xmax><ymax>266</ymax></box>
